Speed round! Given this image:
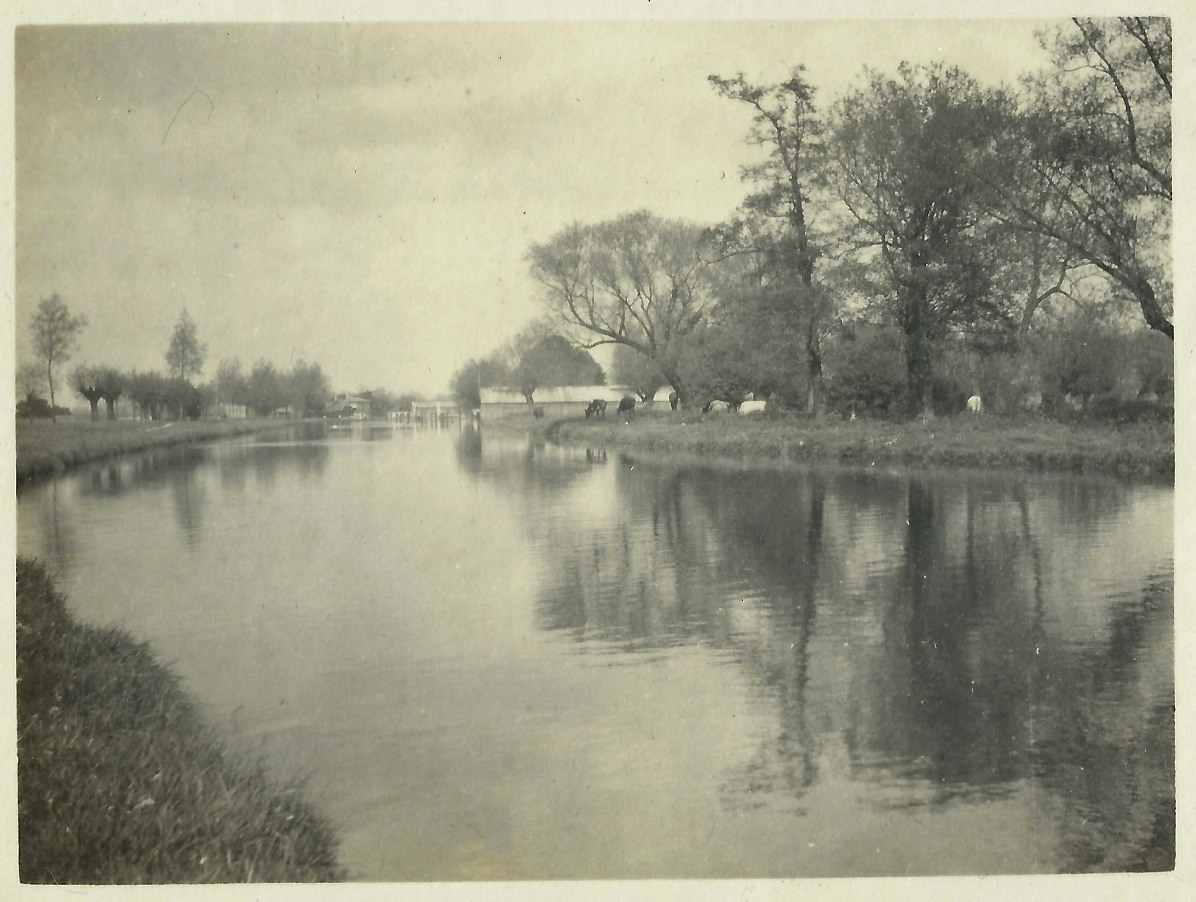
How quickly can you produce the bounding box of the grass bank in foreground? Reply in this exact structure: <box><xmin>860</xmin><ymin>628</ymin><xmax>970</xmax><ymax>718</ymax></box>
<box><xmin>549</xmin><ymin>411</ymin><xmax>1173</xmax><ymax>479</ymax></box>
<box><xmin>16</xmin><ymin>558</ymin><xmax>345</xmax><ymax>883</ymax></box>
<box><xmin>15</xmin><ymin>418</ymin><xmax>300</xmax><ymax>485</ymax></box>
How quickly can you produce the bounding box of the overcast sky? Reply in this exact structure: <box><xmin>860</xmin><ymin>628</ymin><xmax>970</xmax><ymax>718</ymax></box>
<box><xmin>15</xmin><ymin>17</ymin><xmax>1062</xmax><ymax>397</ymax></box>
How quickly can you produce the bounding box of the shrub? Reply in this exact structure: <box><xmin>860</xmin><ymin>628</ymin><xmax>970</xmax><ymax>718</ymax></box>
<box><xmin>824</xmin><ymin>325</ymin><xmax>906</xmax><ymax>416</ymax></box>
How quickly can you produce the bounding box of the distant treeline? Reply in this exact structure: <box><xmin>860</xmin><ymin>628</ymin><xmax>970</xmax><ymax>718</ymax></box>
<box><xmin>460</xmin><ymin>18</ymin><xmax>1173</xmax><ymax>422</ymax></box>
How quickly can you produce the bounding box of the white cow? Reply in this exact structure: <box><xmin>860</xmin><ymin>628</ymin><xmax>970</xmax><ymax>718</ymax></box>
<box><xmin>706</xmin><ymin>400</ymin><xmax>731</xmax><ymax>413</ymax></box>
<box><xmin>966</xmin><ymin>395</ymin><xmax>983</xmax><ymax>414</ymax></box>
<box><xmin>738</xmin><ymin>400</ymin><xmax>767</xmax><ymax>414</ymax></box>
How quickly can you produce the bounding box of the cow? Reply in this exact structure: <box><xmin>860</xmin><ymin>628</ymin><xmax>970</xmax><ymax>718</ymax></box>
<box><xmin>669</xmin><ymin>390</ymin><xmax>679</xmax><ymax>411</ymax></box>
<box><xmin>532</xmin><ymin>405</ymin><xmax>545</xmax><ymax>419</ymax></box>
<box><xmin>966</xmin><ymin>395</ymin><xmax>983</xmax><ymax>414</ymax></box>
<box><xmin>738</xmin><ymin>400</ymin><xmax>767</xmax><ymax>414</ymax></box>
<box><xmin>585</xmin><ymin>398</ymin><xmax>607</xmax><ymax>419</ymax></box>
<box><xmin>617</xmin><ymin>394</ymin><xmax>636</xmax><ymax>418</ymax></box>
<box><xmin>705</xmin><ymin>400</ymin><xmax>731</xmax><ymax>413</ymax></box>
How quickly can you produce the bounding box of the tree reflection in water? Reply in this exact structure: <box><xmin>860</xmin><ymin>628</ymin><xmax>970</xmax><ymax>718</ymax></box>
<box><xmin>461</xmin><ymin>436</ymin><xmax>1173</xmax><ymax>872</ymax></box>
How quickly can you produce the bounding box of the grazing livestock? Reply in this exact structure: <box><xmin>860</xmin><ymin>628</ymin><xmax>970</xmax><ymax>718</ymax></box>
<box><xmin>738</xmin><ymin>400</ymin><xmax>767</xmax><ymax>415</ymax></box>
<box><xmin>532</xmin><ymin>405</ymin><xmax>545</xmax><ymax>419</ymax></box>
<box><xmin>669</xmin><ymin>390</ymin><xmax>679</xmax><ymax>411</ymax></box>
<box><xmin>966</xmin><ymin>395</ymin><xmax>983</xmax><ymax>414</ymax></box>
<box><xmin>617</xmin><ymin>395</ymin><xmax>636</xmax><ymax>418</ymax></box>
<box><xmin>705</xmin><ymin>400</ymin><xmax>731</xmax><ymax>413</ymax></box>
<box><xmin>585</xmin><ymin>398</ymin><xmax>608</xmax><ymax>419</ymax></box>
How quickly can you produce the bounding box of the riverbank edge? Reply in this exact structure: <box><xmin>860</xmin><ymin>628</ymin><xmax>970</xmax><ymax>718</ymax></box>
<box><xmin>541</xmin><ymin>413</ymin><xmax>1174</xmax><ymax>480</ymax></box>
<box><xmin>15</xmin><ymin>418</ymin><xmax>309</xmax><ymax>486</ymax></box>
<box><xmin>15</xmin><ymin>558</ymin><xmax>345</xmax><ymax>883</ymax></box>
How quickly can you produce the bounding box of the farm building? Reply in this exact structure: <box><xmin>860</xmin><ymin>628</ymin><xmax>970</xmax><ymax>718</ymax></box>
<box><xmin>480</xmin><ymin>385</ymin><xmax>631</xmax><ymax>421</ymax></box>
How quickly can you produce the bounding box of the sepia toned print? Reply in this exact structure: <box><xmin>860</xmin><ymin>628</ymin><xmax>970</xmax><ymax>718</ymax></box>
<box><xmin>10</xmin><ymin>11</ymin><xmax>1176</xmax><ymax>889</ymax></box>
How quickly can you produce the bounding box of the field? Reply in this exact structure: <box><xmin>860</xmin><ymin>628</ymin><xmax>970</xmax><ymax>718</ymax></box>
<box><xmin>15</xmin><ymin>417</ymin><xmax>300</xmax><ymax>485</ymax></box>
<box><xmin>547</xmin><ymin>409</ymin><xmax>1174</xmax><ymax>480</ymax></box>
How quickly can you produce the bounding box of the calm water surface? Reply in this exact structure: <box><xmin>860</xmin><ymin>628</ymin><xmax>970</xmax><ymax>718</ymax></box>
<box><xmin>16</xmin><ymin>423</ymin><xmax>1174</xmax><ymax>879</ymax></box>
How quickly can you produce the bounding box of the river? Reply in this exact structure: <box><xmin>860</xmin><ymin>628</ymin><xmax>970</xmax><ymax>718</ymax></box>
<box><xmin>15</xmin><ymin>421</ymin><xmax>1175</xmax><ymax>879</ymax></box>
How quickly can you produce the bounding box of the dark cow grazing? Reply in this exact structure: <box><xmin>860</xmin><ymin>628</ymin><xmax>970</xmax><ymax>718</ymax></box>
<box><xmin>617</xmin><ymin>394</ymin><xmax>636</xmax><ymax>418</ymax></box>
<box><xmin>532</xmin><ymin>405</ymin><xmax>545</xmax><ymax>419</ymax></box>
<box><xmin>669</xmin><ymin>390</ymin><xmax>679</xmax><ymax>411</ymax></box>
<box><xmin>585</xmin><ymin>398</ymin><xmax>608</xmax><ymax>419</ymax></box>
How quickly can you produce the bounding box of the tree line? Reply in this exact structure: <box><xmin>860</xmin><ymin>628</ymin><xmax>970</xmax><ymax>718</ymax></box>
<box><xmin>17</xmin><ymin>299</ymin><xmax>339</xmax><ymax>422</ymax></box>
<box><xmin>512</xmin><ymin>18</ymin><xmax>1171</xmax><ymax>418</ymax></box>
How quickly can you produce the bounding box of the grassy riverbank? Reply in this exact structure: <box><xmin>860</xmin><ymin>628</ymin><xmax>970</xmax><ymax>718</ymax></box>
<box><xmin>547</xmin><ymin>410</ymin><xmax>1173</xmax><ymax>479</ymax></box>
<box><xmin>16</xmin><ymin>558</ymin><xmax>344</xmax><ymax>883</ymax></box>
<box><xmin>15</xmin><ymin>417</ymin><xmax>300</xmax><ymax>485</ymax></box>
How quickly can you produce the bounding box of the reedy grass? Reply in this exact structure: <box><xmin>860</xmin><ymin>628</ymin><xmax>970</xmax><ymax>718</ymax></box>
<box><xmin>16</xmin><ymin>558</ymin><xmax>345</xmax><ymax>883</ymax></box>
<box><xmin>550</xmin><ymin>409</ymin><xmax>1173</xmax><ymax>480</ymax></box>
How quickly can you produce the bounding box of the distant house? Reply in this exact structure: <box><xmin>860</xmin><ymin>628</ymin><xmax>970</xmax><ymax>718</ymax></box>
<box><xmin>480</xmin><ymin>385</ymin><xmax>630</xmax><ymax>421</ymax></box>
<box><xmin>325</xmin><ymin>393</ymin><xmax>371</xmax><ymax>420</ymax></box>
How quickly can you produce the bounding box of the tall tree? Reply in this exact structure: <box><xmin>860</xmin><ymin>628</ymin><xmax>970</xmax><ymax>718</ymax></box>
<box><xmin>29</xmin><ymin>293</ymin><xmax>87</xmax><ymax>422</ymax></box>
<box><xmin>984</xmin><ymin>17</ymin><xmax>1172</xmax><ymax>338</ymax></box>
<box><xmin>710</xmin><ymin>68</ymin><xmax>834</xmax><ymax>413</ymax></box>
<box><xmin>529</xmin><ymin>210</ymin><xmax>715</xmax><ymax>401</ymax></box>
<box><xmin>829</xmin><ymin>64</ymin><xmax>1014</xmax><ymax>415</ymax></box>
<box><xmin>511</xmin><ymin>334</ymin><xmax>605</xmax><ymax>402</ymax></box>
<box><xmin>165</xmin><ymin>309</ymin><xmax>207</xmax><ymax>381</ymax></box>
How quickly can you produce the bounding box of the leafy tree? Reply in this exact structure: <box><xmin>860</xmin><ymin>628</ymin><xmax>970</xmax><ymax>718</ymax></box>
<box><xmin>450</xmin><ymin>356</ymin><xmax>512</xmax><ymax>409</ymax></box>
<box><xmin>246</xmin><ymin>359</ymin><xmax>285</xmax><ymax>417</ymax></box>
<box><xmin>529</xmin><ymin>210</ymin><xmax>715</xmax><ymax>400</ymax></box>
<box><xmin>829</xmin><ymin>64</ymin><xmax>1015</xmax><ymax>415</ymax></box>
<box><xmin>125</xmin><ymin>371</ymin><xmax>170</xmax><ymax>421</ymax></box>
<box><xmin>70</xmin><ymin>365</ymin><xmax>104</xmax><ymax>420</ymax></box>
<box><xmin>16</xmin><ymin>361</ymin><xmax>46</xmax><ymax>418</ymax></box>
<box><xmin>1131</xmin><ymin>328</ymin><xmax>1173</xmax><ymax>398</ymax></box>
<box><xmin>1032</xmin><ymin>304</ymin><xmax>1124</xmax><ymax>411</ymax></box>
<box><xmin>511</xmin><ymin>333</ymin><xmax>604</xmax><ymax>402</ymax></box>
<box><xmin>612</xmin><ymin>345</ymin><xmax>668</xmax><ymax>402</ymax></box>
<box><xmin>709</xmin><ymin>68</ymin><xmax>836</xmax><ymax>412</ymax></box>
<box><xmin>165</xmin><ymin>309</ymin><xmax>207</xmax><ymax>381</ymax></box>
<box><xmin>215</xmin><ymin>357</ymin><xmax>249</xmax><ymax>411</ymax></box>
<box><xmin>823</xmin><ymin>324</ymin><xmax>907</xmax><ymax>416</ymax></box>
<box><xmin>95</xmin><ymin>367</ymin><xmax>124</xmax><ymax>420</ymax></box>
<box><xmin>29</xmin><ymin>293</ymin><xmax>87</xmax><ymax>422</ymax></box>
<box><xmin>985</xmin><ymin>18</ymin><xmax>1171</xmax><ymax>338</ymax></box>
<box><xmin>164</xmin><ymin>377</ymin><xmax>203</xmax><ymax>420</ymax></box>
<box><xmin>287</xmin><ymin>361</ymin><xmax>332</xmax><ymax>417</ymax></box>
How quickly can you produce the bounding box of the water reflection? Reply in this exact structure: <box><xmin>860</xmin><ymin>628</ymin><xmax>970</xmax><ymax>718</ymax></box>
<box><xmin>464</xmin><ymin>437</ymin><xmax>1173</xmax><ymax>871</ymax></box>
<box><xmin>15</xmin><ymin>427</ymin><xmax>1172</xmax><ymax>878</ymax></box>
<box><xmin>41</xmin><ymin>432</ymin><xmax>332</xmax><ymax>545</ymax></box>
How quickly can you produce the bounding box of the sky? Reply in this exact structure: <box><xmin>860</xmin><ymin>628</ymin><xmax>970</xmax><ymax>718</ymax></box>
<box><xmin>14</xmin><ymin>15</ymin><xmax>1065</xmax><ymax>398</ymax></box>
